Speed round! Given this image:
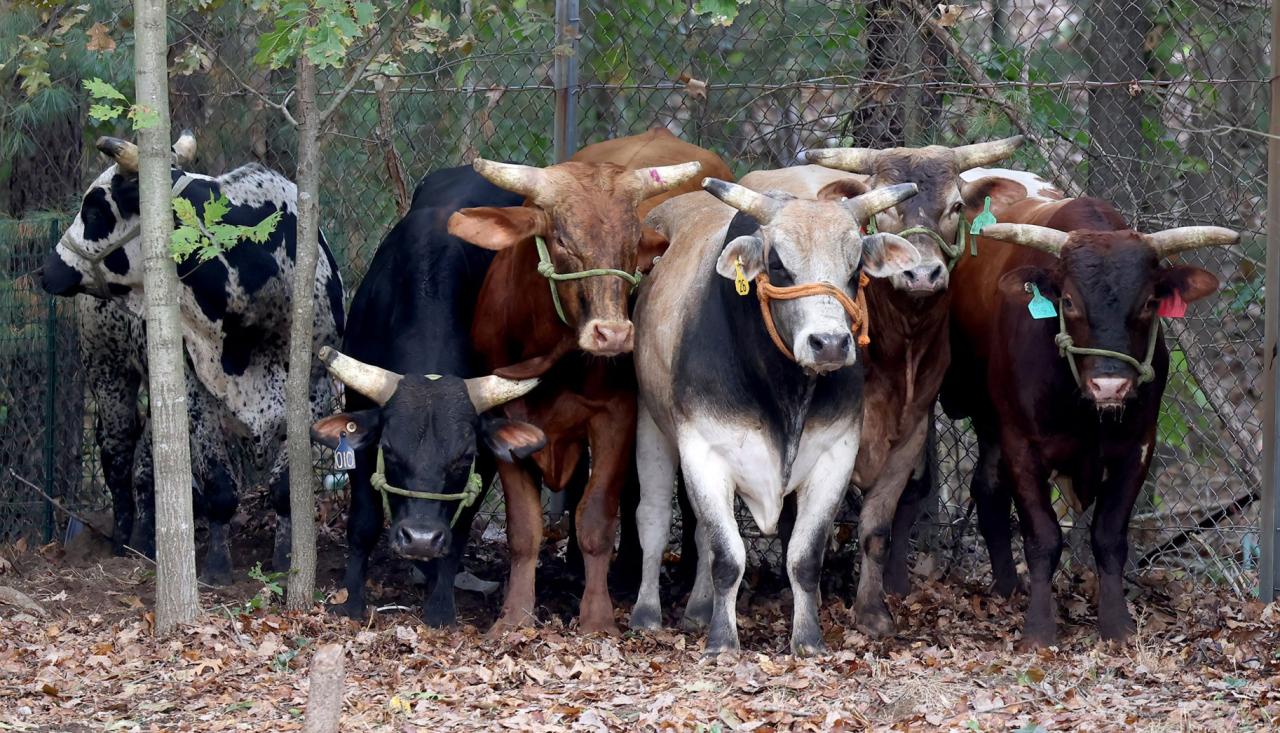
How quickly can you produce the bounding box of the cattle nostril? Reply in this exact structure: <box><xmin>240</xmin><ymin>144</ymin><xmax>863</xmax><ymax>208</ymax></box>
<box><xmin>929</xmin><ymin>265</ymin><xmax>944</xmax><ymax>283</ymax></box>
<box><xmin>836</xmin><ymin>333</ymin><xmax>852</xmax><ymax>353</ymax></box>
<box><xmin>396</xmin><ymin>526</ymin><xmax>414</xmax><ymax>548</ymax></box>
<box><xmin>902</xmin><ymin>269</ymin><xmax>917</xmax><ymax>282</ymax></box>
<box><xmin>808</xmin><ymin>334</ymin><xmax>827</xmax><ymax>353</ymax></box>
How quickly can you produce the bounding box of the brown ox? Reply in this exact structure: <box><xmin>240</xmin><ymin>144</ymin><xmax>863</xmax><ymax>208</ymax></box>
<box><xmin>738</xmin><ymin>137</ymin><xmax>1023</xmax><ymax>635</ymax></box>
<box><xmin>447</xmin><ymin>128</ymin><xmax>733</xmax><ymax>633</ymax></box>
<box><xmin>933</xmin><ymin>168</ymin><xmax>1236</xmax><ymax>647</ymax></box>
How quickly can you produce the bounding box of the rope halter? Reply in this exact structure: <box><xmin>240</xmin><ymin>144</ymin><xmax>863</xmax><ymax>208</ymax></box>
<box><xmin>739</xmin><ymin>257</ymin><xmax>872</xmax><ymax>363</ymax></box>
<box><xmin>534</xmin><ymin>235</ymin><xmax>644</xmax><ymax>325</ymax></box>
<box><xmin>1051</xmin><ymin>305</ymin><xmax>1160</xmax><ymax>387</ymax></box>
<box><xmin>369</xmin><ymin>448</ymin><xmax>484</xmax><ymax>528</ymax></box>
<box><xmin>58</xmin><ymin>173</ymin><xmax>197</xmax><ymax>295</ymax></box>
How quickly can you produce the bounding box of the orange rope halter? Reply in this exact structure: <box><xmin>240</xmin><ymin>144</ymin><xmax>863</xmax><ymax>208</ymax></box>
<box><xmin>753</xmin><ymin>272</ymin><xmax>871</xmax><ymax>362</ymax></box>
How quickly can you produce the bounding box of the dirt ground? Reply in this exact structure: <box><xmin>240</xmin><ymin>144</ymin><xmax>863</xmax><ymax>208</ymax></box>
<box><xmin>1</xmin><ymin>520</ymin><xmax>1277</xmax><ymax>733</ymax></box>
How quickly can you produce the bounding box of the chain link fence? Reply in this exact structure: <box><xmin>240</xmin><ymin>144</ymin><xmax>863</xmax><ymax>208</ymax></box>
<box><xmin>0</xmin><ymin>0</ymin><xmax>1268</xmax><ymax>594</ymax></box>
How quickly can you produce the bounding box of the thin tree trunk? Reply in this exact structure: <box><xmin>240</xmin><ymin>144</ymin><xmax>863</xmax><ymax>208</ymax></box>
<box><xmin>286</xmin><ymin>53</ymin><xmax>321</xmax><ymax>611</ymax></box>
<box><xmin>135</xmin><ymin>0</ymin><xmax>199</xmax><ymax>633</ymax></box>
<box><xmin>1087</xmin><ymin>0</ymin><xmax>1151</xmax><ymax>220</ymax></box>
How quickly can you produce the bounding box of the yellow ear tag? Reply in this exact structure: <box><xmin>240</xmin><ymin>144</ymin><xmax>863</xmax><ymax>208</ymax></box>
<box><xmin>734</xmin><ymin>257</ymin><xmax>750</xmax><ymax>296</ymax></box>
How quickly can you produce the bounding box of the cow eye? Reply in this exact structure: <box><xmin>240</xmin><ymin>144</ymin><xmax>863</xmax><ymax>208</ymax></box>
<box><xmin>1061</xmin><ymin>294</ymin><xmax>1075</xmax><ymax>312</ymax></box>
<box><xmin>949</xmin><ymin>201</ymin><xmax>964</xmax><ymax>215</ymax></box>
<box><xmin>766</xmin><ymin>247</ymin><xmax>793</xmax><ymax>284</ymax></box>
<box><xmin>1144</xmin><ymin>296</ymin><xmax>1160</xmax><ymax>313</ymax></box>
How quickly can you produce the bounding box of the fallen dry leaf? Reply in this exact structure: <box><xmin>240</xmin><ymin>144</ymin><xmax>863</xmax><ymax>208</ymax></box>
<box><xmin>85</xmin><ymin>22</ymin><xmax>116</xmax><ymax>52</ymax></box>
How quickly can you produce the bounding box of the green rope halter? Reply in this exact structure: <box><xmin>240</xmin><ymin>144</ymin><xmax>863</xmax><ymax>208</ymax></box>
<box><xmin>369</xmin><ymin>448</ymin><xmax>483</xmax><ymax>528</ymax></box>
<box><xmin>1052</xmin><ymin>305</ymin><xmax>1160</xmax><ymax>387</ymax></box>
<box><xmin>534</xmin><ymin>235</ymin><xmax>644</xmax><ymax>324</ymax></box>
<box><xmin>862</xmin><ymin>195</ymin><xmax>994</xmax><ymax>272</ymax></box>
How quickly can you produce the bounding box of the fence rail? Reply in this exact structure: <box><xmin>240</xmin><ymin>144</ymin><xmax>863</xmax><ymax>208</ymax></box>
<box><xmin>0</xmin><ymin>0</ymin><xmax>1269</xmax><ymax>595</ymax></box>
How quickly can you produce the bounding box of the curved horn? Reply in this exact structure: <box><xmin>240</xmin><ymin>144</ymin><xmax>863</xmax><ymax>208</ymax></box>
<box><xmin>1144</xmin><ymin>226</ymin><xmax>1239</xmax><ymax>258</ymax></box>
<box><xmin>803</xmin><ymin>146</ymin><xmax>881</xmax><ymax>173</ymax></box>
<box><xmin>173</xmin><ymin>129</ymin><xmax>197</xmax><ymax>167</ymax></box>
<box><xmin>472</xmin><ymin>158</ymin><xmax>550</xmax><ymax>202</ymax></box>
<box><xmin>464</xmin><ymin>374</ymin><xmax>540</xmax><ymax>414</ymax></box>
<box><xmin>845</xmin><ymin>182</ymin><xmax>919</xmax><ymax>220</ymax></box>
<box><xmin>318</xmin><ymin>346</ymin><xmax>401</xmax><ymax>406</ymax></box>
<box><xmin>96</xmin><ymin>136</ymin><xmax>139</xmax><ymax>173</ymax></box>
<box><xmin>951</xmin><ymin>135</ymin><xmax>1025</xmax><ymax>171</ymax></box>
<box><xmin>702</xmin><ymin>178</ymin><xmax>782</xmax><ymax>224</ymax></box>
<box><xmin>629</xmin><ymin>161</ymin><xmax>703</xmax><ymax>201</ymax></box>
<box><xmin>977</xmin><ymin>223</ymin><xmax>1070</xmax><ymax>257</ymax></box>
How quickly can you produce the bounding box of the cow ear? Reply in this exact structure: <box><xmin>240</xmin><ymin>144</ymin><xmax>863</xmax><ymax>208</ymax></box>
<box><xmin>997</xmin><ymin>265</ymin><xmax>1058</xmax><ymax>302</ymax></box>
<box><xmin>860</xmin><ymin>232</ymin><xmax>920</xmax><ymax>278</ymax></box>
<box><xmin>961</xmin><ymin>176</ymin><xmax>1022</xmax><ymax>213</ymax></box>
<box><xmin>447</xmin><ymin>207</ymin><xmax>550</xmax><ymax>251</ymax></box>
<box><xmin>311</xmin><ymin>410</ymin><xmax>381</xmax><ymax>450</ymax></box>
<box><xmin>1157</xmin><ymin>265</ymin><xmax>1219</xmax><ymax>303</ymax></box>
<box><xmin>715</xmin><ymin>235</ymin><xmax>764</xmax><ymax>281</ymax></box>
<box><xmin>480</xmin><ymin>416</ymin><xmax>547</xmax><ymax>462</ymax></box>
<box><xmin>815</xmin><ymin>178</ymin><xmax>870</xmax><ymax>202</ymax></box>
<box><xmin>636</xmin><ymin>227</ymin><xmax>669</xmax><ymax>274</ymax></box>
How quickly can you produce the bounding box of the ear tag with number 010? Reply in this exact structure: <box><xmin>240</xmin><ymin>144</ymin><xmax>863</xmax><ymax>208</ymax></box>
<box><xmin>734</xmin><ymin>257</ymin><xmax>750</xmax><ymax>296</ymax></box>
<box><xmin>1157</xmin><ymin>290</ymin><xmax>1187</xmax><ymax>318</ymax></box>
<box><xmin>335</xmin><ymin>432</ymin><xmax>356</xmax><ymax>471</ymax></box>
<box><xmin>1025</xmin><ymin>283</ymin><xmax>1057</xmax><ymax>320</ymax></box>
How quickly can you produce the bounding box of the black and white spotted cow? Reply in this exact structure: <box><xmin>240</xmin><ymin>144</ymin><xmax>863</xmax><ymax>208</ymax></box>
<box><xmin>77</xmin><ymin>296</ymin><xmax>243</xmax><ymax>582</ymax></box>
<box><xmin>42</xmin><ymin>132</ymin><xmax>345</xmax><ymax>576</ymax></box>
<box><xmin>629</xmin><ymin>179</ymin><xmax>920</xmax><ymax>655</ymax></box>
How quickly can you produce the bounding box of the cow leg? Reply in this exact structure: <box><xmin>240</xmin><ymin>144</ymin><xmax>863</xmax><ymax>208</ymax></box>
<box><xmin>491</xmin><ymin>461</ymin><xmax>543</xmax><ymax>633</ymax></box>
<box><xmin>674</xmin><ymin>472</ymin><xmax>699</xmax><ymax>594</ymax></box>
<box><xmin>885</xmin><ymin>418</ymin><xmax>935</xmax><ymax>597</ymax></box>
<box><xmin>575</xmin><ymin>408</ymin><xmax>630</xmax><ymax>635</ymax></box>
<box><xmin>855</xmin><ymin>418</ymin><xmax>924</xmax><ymax>638</ymax></box>
<box><xmin>632</xmin><ymin>403</ymin><xmax>676</xmax><ymax>631</ymax></box>
<box><xmin>682</xmin><ymin>520</ymin><xmax>714</xmax><ymax>629</ymax></box>
<box><xmin>92</xmin><ymin>364</ymin><xmax>144</xmax><ymax>556</ymax></box>
<box><xmin>192</xmin><ymin>389</ymin><xmax>237</xmax><ymax>586</ymax></box>
<box><xmin>1004</xmin><ymin>439</ymin><xmax>1060</xmax><ymax>649</ymax></box>
<box><xmin>789</xmin><ymin>441</ymin><xmax>857</xmax><ymax>656</ymax></box>
<box><xmin>334</xmin><ymin>450</ymin><xmax>379</xmax><ymax>619</ymax></box>
<box><xmin>972</xmin><ymin>436</ymin><xmax>1018</xmax><ymax>597</ymax></box>
<box><xmin>680</xmin><ymin>448</ymin><xmax>743</xmax><ymax>655</ymax></box>
<box><xmin>612</xmin><ymin>460</ymin><xmax>644</xmax><ymax>598</ymax></box>
<box><xmin>268</xmin><ymin>450</ymin><xmax>292</xmax><ymax>573</ymax></box>
<box><xmin>1091</xmin><ymin>439</ymin><xmax>1149</xmax><ymax>642</ymax></box>
<box><xmin>132</xmin><ymin>422</ymin><xmax>157</xmax><ymax>559</ymax></box>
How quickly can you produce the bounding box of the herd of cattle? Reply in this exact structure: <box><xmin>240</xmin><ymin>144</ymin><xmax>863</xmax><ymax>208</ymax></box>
<box><xmin>37</xmin><ymin>126</ymin><xmax>1237</xmax><ymax>655</ymax></box>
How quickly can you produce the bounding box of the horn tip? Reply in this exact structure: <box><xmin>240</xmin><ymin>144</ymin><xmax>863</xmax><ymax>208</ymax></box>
<box><xmin>317</xmin><ymin>346</ymin><xmax>336</xmax><ymax>364</ymax></box>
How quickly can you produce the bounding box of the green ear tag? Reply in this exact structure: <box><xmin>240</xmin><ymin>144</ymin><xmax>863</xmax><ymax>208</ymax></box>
<box><xmin>1025</xmin><ymin>283</ymin><xmax>1057</xmax><ymax>320</ymax></box>
<box><xmin>970</xmin><ymin>196</ymin><xmax>996</xmax><ymax>236</ymax></box>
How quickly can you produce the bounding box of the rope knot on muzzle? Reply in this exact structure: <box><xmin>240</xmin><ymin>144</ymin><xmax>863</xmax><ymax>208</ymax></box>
<box><xmin>753</xmin><ymin>271</ymin><xmax>872</xmax><ymax>362</ymax></box>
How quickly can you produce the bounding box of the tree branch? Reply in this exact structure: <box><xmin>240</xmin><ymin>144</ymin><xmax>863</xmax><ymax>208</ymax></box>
<box><xmin>167</xmin><ymin>13</ymin><xmax>299</xmax><ymax>127</ymax></box>
<box><xmin>319</xmin><ymin>3</ymin><xmax>415</xmax><ymax>124</ymax></box>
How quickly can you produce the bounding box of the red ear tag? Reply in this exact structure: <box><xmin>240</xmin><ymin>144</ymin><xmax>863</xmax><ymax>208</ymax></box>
<box><xmin>1157</xmin><ymin>290</ymin><xmax>1186</xmax><ymax>318</ymax></box>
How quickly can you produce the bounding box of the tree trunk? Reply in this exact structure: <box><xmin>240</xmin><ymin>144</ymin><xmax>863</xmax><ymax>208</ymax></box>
<box><xmin>286</xmin><ymin>53</ymin><xmax>321</xmax><ymax>611</ymax></box>
<box><xmin>1087</xmin><ymin>0</ymin><xmax>1151</xmax><ymax>220</ymax></box>
<box><xmin>134</xmin><ymin>0</ymin><xmax>199</xmax><ymax>633</ymax></box>
<box><xmin>302</xmin><ymin>643</ymin><xmax>346</xmax><ymax>733</ymax></box>
<box><xmin>844</xmin><ymin>0</ymin><xmax>908</xmax><ymax>148</ymax></box>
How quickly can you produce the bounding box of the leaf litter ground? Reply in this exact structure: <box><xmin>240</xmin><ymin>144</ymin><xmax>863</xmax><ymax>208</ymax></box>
<box><xmin>1</xmin><ymin>524</ymin><xmax>1277</xmax><ymax>732</ymax></box>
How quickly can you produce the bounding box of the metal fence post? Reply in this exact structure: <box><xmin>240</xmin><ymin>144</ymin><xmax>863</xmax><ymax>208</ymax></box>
<box><xmin>43</xmin><ymin>219</ymin><xmax>59</xmax><ymax>542</ymax></box>
<box><xmin>553</xmin><ymin>0</ymin><xmax>580</xmax><ymax>162</ymax></box>
<box><xmin>1259</xmin><ymin>0</ymin><xmax>1280</xmax><ymax>601</ymax></box>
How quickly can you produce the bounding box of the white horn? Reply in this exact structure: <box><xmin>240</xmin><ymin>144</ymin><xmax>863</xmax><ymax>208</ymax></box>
<box><xmin>629</xmin><ymin>161</ymin><xmax>703</xmax><ymax>201</ymax></box>
<box><xmin>978</xmin><ymin>223</ymin><xmax>1070</xmax><ymax>257</ymax></box>
<box><xmin>1144</xmin><ymin>226</ymin><xmax>1239</xmax><ymax>258</ymax></box>
<box><xmin>472</xmin><ymin>158</ymin><xmax>550</xmax><ymax>202</ymax></box>
<box><xmin>804</xmin><ymin>147</ymin><xmax>881</xmax><ymax>173</ymax></box>
<box><xmin>96</xmin><ymin>136</ymin><xmax>139</xmax><ymax>173</ymax></box>
<box><xmin>951</xmin><ymin>136</ymin><xmax>1025</xmax><ymax>171</ymax></box>
<box><xmin>173</xmin><ymin>129</ymin><xmax>197</xmax><ymax>167</ymax></box>
<box><xmin>464</xmin><ymin>375</ymin><xmax>540</xmax><ymax>414</ymax></box>
<box><xmin>846</xmin><ymin>182</ymin><xmax>919</xmax><ymax>220</ymax></box>
<box><xmin>318</xmin><ymin>346</ymin><xmax>401</xmax><ymax>406</ymax></box>
<box><xmin>701</xmin><ymin>178</ymin><xmax>782</xmax><ymax>224</ymax></box>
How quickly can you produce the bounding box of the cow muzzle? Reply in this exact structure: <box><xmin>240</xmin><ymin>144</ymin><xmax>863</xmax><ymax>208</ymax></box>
<box><xmin>1085</xmin><ymin>376</ymin><xmax>1133</xmax><ymax>408</ymax></box>
<box><xmin>581</xmin><ymin>318</ymin><xmax>634</xmax><ymax>356</ymax></box>
<box><xmin>896</xmin><ymin>261</ymin><xmax>948</xmax><ymax>295</ymax></box>
<box><xmin>390</xmin><ymin>518</ymin><xmax>451</xmax><ymax>560</ymax></box>
<box><xmin>798</xmin><ymin>329</ymin><xmax>854</xmax><ymax>373</ymax></box>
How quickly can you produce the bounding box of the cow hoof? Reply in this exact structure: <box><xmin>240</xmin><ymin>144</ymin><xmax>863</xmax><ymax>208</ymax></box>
<box><xmin>681</xmin><ymin>599</ymin><xmax>712</xmax><ymax>630</ymax></box>
<box><xmin>422</xmin><ymin>608</ymin><xmax>457</xmax><ymax>629</ymax></box>
<box><xmin>790</xmin><ymin>634</ymin><xmax>827</xmax><ymax>658</ymax></box>
<box><xmin>1017</xmin><ymin>626</ymin><xmax>1057</xmax><ymax>651</ymax></box>
<box><xmin>630</xmin><ymin>604</ymin><xmax>663</xmax><ymax>631</ymax></box>
<box><xmin>200</xmin><ymin>563</ymin><xmax>234</xmax><ymax>587</ymax></box>
<box><xmin>989</xmin><ymin>577</ymin><xmax>1024</xmax><ymax>599</ymax></box>
<box><xmin>486</xmin><ymin>615</ymin><xmax>535</xmax><ymax>639</ymax></box>
<box><xmin>579</xmin><ymin>618</ymin><xmax>621</xmax><ymax>636</ymax></box>
<box><xmin>702</xmin><ymin>640</ymin><xmax>740</xmax><ymax>658</ymax></box>
<box><xmin>883</xmin><ymin>573</ymin><xmax>911</xmax><ymax>598</ymax></box>
<box><xmin>854</xmin><ymin>601</ymin><xmax>895</xmax><ymax>639</ymax></box>
<box><xmin>329</xmin><ymin>600</ymin><xmax>366</xmax><ymax>620</ymax></box>
<box><xmin>1098</xmin><ymin>616</ymin><xmax>1135</xmax><ymax>644</ymax></box>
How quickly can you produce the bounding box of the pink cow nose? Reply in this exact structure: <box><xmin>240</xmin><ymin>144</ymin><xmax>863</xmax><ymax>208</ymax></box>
<box><xmin>586</xmin><ymin>320</ymin><xmax>634</xmax><ymax>355</ymax></box>
<box><xmin>1086</xmin><ymin>377</ymin><xmax>1132</xmax><ymax>404</ymax></box>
